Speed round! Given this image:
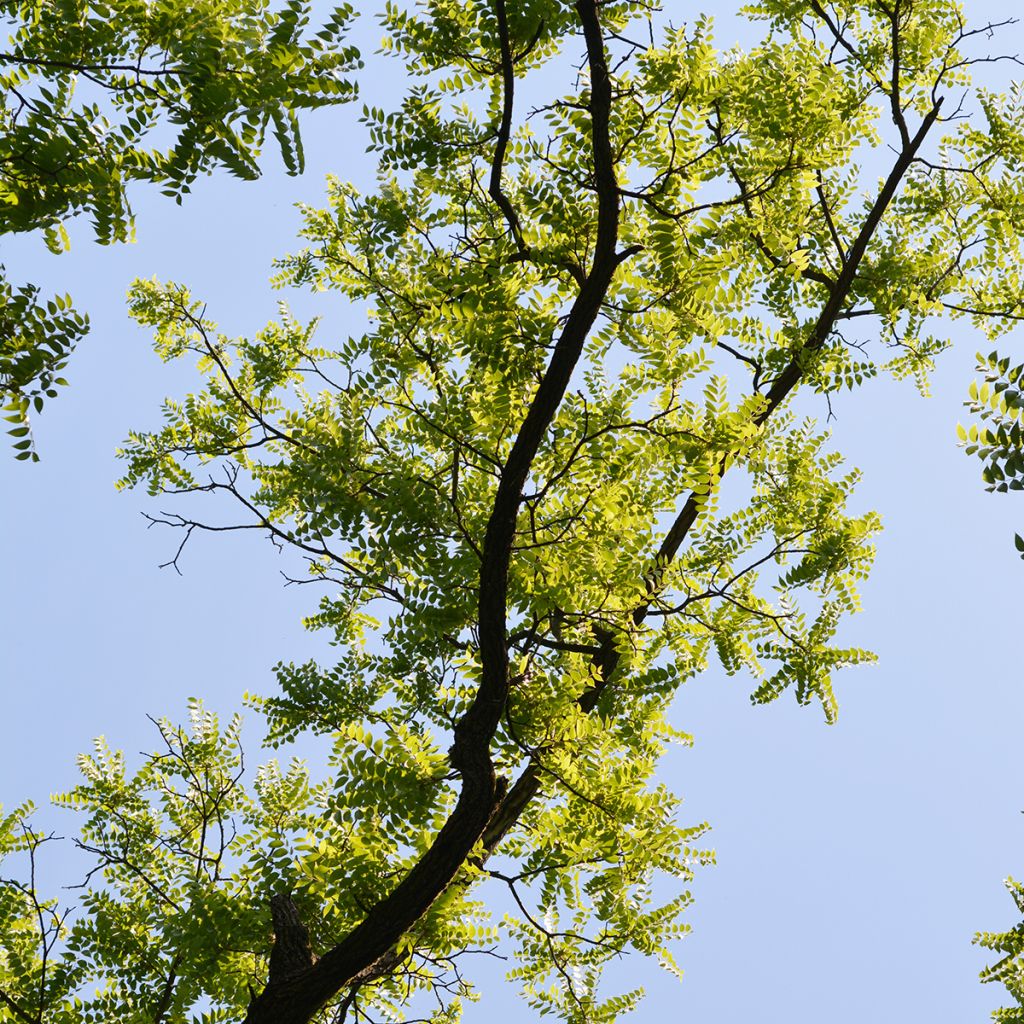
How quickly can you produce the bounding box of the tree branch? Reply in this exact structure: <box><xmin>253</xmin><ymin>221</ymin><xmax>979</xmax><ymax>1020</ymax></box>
<box><xmin>483</xmin><ymin>93</ymin><xmax>945</xmax><ymax>857</ymax></box>
<box><xmin>242</xmin><ymin>5</ymin><xmax>627</xmax><ymax>1020</ymax></box>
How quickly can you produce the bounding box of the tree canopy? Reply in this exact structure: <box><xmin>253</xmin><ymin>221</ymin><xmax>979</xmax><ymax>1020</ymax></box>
<box><xmin>3</xmin><ymin>1</ymin><xmax>1024</xmax><ymax>1022</ymax></box>
<box><xmin>0</xmin><ymin>0</ymin><xmax>358</xmax><ymax>457</ymax></box>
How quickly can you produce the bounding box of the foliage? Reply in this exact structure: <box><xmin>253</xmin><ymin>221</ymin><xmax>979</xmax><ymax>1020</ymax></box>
<box><xmin>975</xmin><ymin>877</ymin><xmax>1024</xmax><ymax>1024</ymax></box>
<box><xmin>0</xmin><ymin>281</ymin><xmax>86</xmax><ymax>458</ymax></box>
<box><xmin>960</xmin><ymin>338</ymin><xmax>1024</xmax><ymax>1022</ymax></box>
<box><xmin>961</xmin><ymin>350</ymin><xmax>1024</xmax><ymax>538</ymax></box>
<box><xmin>5</xmin><ymin>1</ymin><xmax>1024</xmax><ymax>1022</ymax></box>
<box><xmin>0</xmin><ymin>0</ymin><xmax>359</xmax><ymax>456</ymax></box>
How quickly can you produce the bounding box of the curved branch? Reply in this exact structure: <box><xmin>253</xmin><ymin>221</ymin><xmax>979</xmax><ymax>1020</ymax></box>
<box><xmin>242</xmin><ymin>5</ymin><xmax>626</xmax><ymax>1020</ymax></box>
<box><xmin>487</xmin><ymin>0</ymin><xmax>529</xmax><ymax>254</ymax></box>
<box><xmin>483</xmin><ymin>95</ymin><xmax>945</xmax><ymax>855</ymax></box>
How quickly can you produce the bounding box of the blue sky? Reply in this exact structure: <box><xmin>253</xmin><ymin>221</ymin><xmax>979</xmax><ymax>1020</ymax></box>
<box><xmin>2</xmin><ymin>4</ymin><xmax>1024</xmax><ymax>1021</ymax></box>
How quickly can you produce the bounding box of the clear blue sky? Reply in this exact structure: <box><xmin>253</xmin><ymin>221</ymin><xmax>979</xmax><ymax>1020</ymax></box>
<box><xmin>2</xmin><ymin>4</ymin><xmax>1023</xmax><ymax>1021</ymax></box>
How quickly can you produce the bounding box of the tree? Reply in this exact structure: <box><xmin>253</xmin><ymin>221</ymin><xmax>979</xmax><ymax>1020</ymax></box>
<box><xmin>960</xmin><ymin>357</ymin><xmax>1024</xmax><ymax>1022</ymax></box>
<box><xmin>975</xmin><ymin>875</ymin><xmax>1024</xmax><ymax>1024</ymax></box>
<box><xmin>3</xmin><ymin>1</ymin><xmax>1024</xmax><ymax>1021</ymax></box>
<box><xmin>0</xmin><ymin>0</ymin><xmax>358</xmax><ymax>458</ymax></box>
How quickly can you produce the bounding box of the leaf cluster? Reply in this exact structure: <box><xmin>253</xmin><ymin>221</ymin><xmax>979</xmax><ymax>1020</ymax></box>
<box><xmin>0</xmin><ymin>0</ymin><xmax>359</xmax><ymax>451</ymax></box>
